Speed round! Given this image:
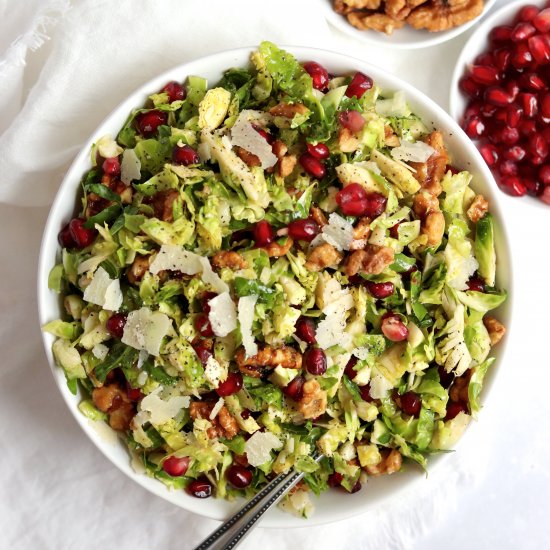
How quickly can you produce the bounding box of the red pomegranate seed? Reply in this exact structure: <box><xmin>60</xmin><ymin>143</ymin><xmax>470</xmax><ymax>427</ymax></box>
<box><xmin>491</xmin><ymin>25</ymin><xmax>513</xmax><ymax>44</ymax></box>
<box><xmin>328</xmin><ymin>472</ymin><xmax>344</xmax><ymax>487</ymax></box>
<box><xmin>470</xmin><ymin>65</ymin><xmax>500</xmax><ymax>85</ymax></box>
<box><xmin>475</xmin><ymin>52</ymin><xmax>494</xmax><ymax>66</ymax></box>
<box><xmin>464</xmin><ymin>101</ymin><xmax>482</xmax><ymax>119</ymax></box>
<box><xmin>126</xmin><ymin>385</ymin><xmax>143</xmax><ymax>401</ymax></box>
<box><xmin>201</xmin><ymin>291</ymin><xmax>218</xmax><ymax>314</ymax></box>
<box><xmin>363</xmin><ymin>192</ymin><xmax>387</xmax><ymax>218</ymax></box>
<box><xmin>187</xmin><ymin>478</ymin><xmax>212</xmax><ymax>498</ymax></box>
<box><xmin>528</xmin><ymin>34</ymin><xmax>550</xmax><ymax>64</ymax></box>
<box><xmin>541</xmin><ymin>93</ymin><xmax>550</xmax><ymax>118</ymax></box>
<box><xmin>438</xmin><ymin>365</ymin><xmax>454</xmax><ymax>388</ymax></box>
<box><xmin>283</xmin><ymin>375</ymin><xmax>305</xmax><ymax>400</ymax></box>
<box><xmin>338</xmin><ymin>110</ymin><xmax>366</xmax><ymax>132</ymax></box>
<box><xmin>467</xmin><ymin>277</ymin><xmax>486</xmax><ymax>292</ymax></box>
<box><xmin>519</xmin><ymin>119</ymin><xmax>537</xmax><ymax>136</ymax></box>
<box><xmin>498</xmin><ymin>126</ymin><xmax>520</xmax><ymax>145</ymax></box>
<box><xmin>539</xmin><ymin>165</ymin><xmax>550</xmax><ymax>185</ymax></box>
<box><xmin>381</xmin><ymin>313</ymin><xmax>409</xmax><ymax>342</ymax></box>
<box><xmin>304</xmin><ymin>348</ymin><xmax>327</xmax><ymax>376</ymax></box>
<box><xmin>494</xmin><ymin>107</ymin><xmax>508</xmax><ymax>125</ymax></box>
<box><xmin>226</xmin><ymin>465</ymin><xmax>253</xmax><ymax>488</ymax></box>
<box><xmin>252</xmin><ymin>124</ymin><xmax>273</xmax><ymax>144</ymax></box>
<box><xmin>240</xmin><ymin>409</ymin><xmax>251</xmax><ymax>420</ymax></box>
<box><xmin>287</xmin><ymin>218</ymin><xmax>320</xmax><ymax>241</ymax></box>
<box><xmin>192</xmin><ymin>342</ymin><xmax>212</xmax><ymax>366</ymax></box>
<box><xmin>528</xmin><ymin>134</ymin><xmax>549</xmax><ymax>158</ymax></box>
<box><xmin>480</xmin><ymin>103</ymin><xmax>498</xmax><ymax>117</ymax></box>
<box><xmin>499</xmin><ymin>159</ymin><xmax>519</xmax><ymax>176</ymax></box>
<box><xmin>69</xmin><ymin>218</ymin><xmax>96</xmax><ymax>248</ymax></box>
<box><xmin>499</xmin><ymin>175</ymin><xmax>527</xmax><ymax>196</ymax></box>
<box><xmin>511</xmin><ymin>42</ymin><xmax>534</xmax><ymax>69</ymax></box>
<box><xmin>345</xmin><ymin>72</ymin><xmax>373</xmax><ymax>98</ymax></box>
<box><xmin>521</xmin><ymin>93</ymin><xmax>539</xmax><ymax>118</ymax></box>
<box><xmin>506</xmin><ymin>80</ymin><xmax>520</xmax><ymax>102</ymax></box>
<box><xmin>523</xmin><ymin>177</ymin><xmax>543</xmax><ymax>196</ymax></box>
<box><xmin>400</xmin><ymin>391</ymin><xmax>421</xmax><ymax>417</ymax></box>
<box><xmin>194</xmin><ymin>313</ymin><xmax>214</xmax><ymax>337</ymax></box>
<box><xmin>533</xmin><ymin>8</ymin><xmax>550</xmax><ymax>32</ymax></box>
<box><xmin>511</xmin><ymin>22</ymin><xmax>537</xmax><ymax>41</ymax></box>
<box><xmin>163</xmin><ymin>456</ymin><xmax>190</xmax><ymax>477</ymax></box>
<box><xmin>102</xmin><ymin>157</ymin><xmax>120</xmax><ymax>176</ymax></box>
<box><xmin>505</xmin><ymin>105</ymin><xmax>523</xmax><ymax>128</ymax></box>
<box><xmin>350</xmin><ymin>480</ymin><xmax>362</xmax><ymax>494</ymax></box>
<box><xmin>336</xmin><ymin>183</ymin><xmax>368</xmax><ymax>216</ymax></box>
<box><xmin>530</xmin><ymin>153</ymin><xmax>546</xmax><ymax>165</ymax></box>
<box><xmin>540</xmin><ymin>186</ymin><xmax>550</xmax><ymax>205</ymax></box>
<box><xmin>445</xmin><ymin>401</ymin><xmax>468</xmax><ymax>421</ymax></box>
<box><xmin>504</xmin><ymin>145</ymin><xmax>526</xmax><ymax>162</ymax></box>
<box><xmin>479</xmin><ymin>143</ymin><xmax>500</xmax><ymax>167</ymax></box>
<box><xmin>303</xmin><ymin>61</ymin><xmax>329</xmax><ymax>91</ymax></box>
<box><xmin>306</xmin><ymin>142</ymin><xmax>330</xmax><ymax>159</ymax></box>
<box><xmin>389</xmin><ymin>222</ymin><xmax>401</xmax><ymax>239</ymax></box>
<box><xmin>459</xmin><ymin>76</ymin><xmax>482</xmax><ymax>99</ymax></box>
<box><xmin>366</xmin><ymin>281</ymin><xmax>394</xmax><ymax>299</ymax></box>
<box><xmin>106</xmin><ymin>313</ymin><xmax>127</xmax><ymax>339</ymax></box>
<box><xmin>494</xmin><ymin>48</ymin><xmax>512</xmax><ymax>71</ymax></box>
<box><xmin>485</xmin><ymin>86</ymin><xmax>513</xmax><ymax>106</ymax></box>
<box><xmin>161</xmin><ymin>81</ymin><xmax>186</xmax><ymax>102</ymax></box>
<box><xmin>295</xmin><ymin>317</ymin><xmax>317</xmax><ymax>344</ymax></box>
<box><xmin>58</xmin><ymin>222</ymin><xmax>76</xmax><ymax>248</ymax></box>
<box><xmin>360</xmin><ymin>383</ymin><xmax>373</xmax><ymax>402</ymax></box>
<box><xmin>463</xmin><ymin>116</ymin><xmax>486</xmax><ymax>138</ymax></box>
<box><xmin>344</xmin><ymin>356</ymin><xmax>358</xmax><ymax>379</ymax></box>
<box><xmin>254</xmin><ymin>220</ymin><xmax>274</xmax><ymax>247</ymax></box>
<box><xmin>519</xmin><ymin>72</ymin><xmax>547</xmax><ymax>92</ymax></box>
<box><xmin>136</xmin><ymin>109</ymin><xmax>167</xmax><ymax>137</ymax></box>
<box><xmin>172</xmin><ymin>144</ymin><xmax>200</xmax><ymax>165</ymax></box>
<box><xmin>216</xmin><ymin>372</ymin><xmax>243</xmax><ymax>397</ymax></box>
<box><xmin>300</xmin><ymin>153</ymin><xmax>326</xmax><ymax>179</ymax></box>
<box><xmin>516</xmin><ymin>5</ymin><xmax>540</xmax><ymax>22</ymax></box>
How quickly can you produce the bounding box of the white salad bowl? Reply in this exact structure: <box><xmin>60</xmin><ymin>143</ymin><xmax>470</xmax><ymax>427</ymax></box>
<box><xmin>321</xmin><ymin>0</ymin><xmax>497</xmax><ymax>49</ymax></box>
<box><xmin>38</xmin><ymin>45</ymin><xmax>513</xmax><ymax>528</ymax></box>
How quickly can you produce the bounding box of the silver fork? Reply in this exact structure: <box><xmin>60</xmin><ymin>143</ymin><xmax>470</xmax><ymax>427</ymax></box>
<box><xmin>193</xmin><ymin>453</ymin><xmax>323</xmax><ymax>550</ymax></box>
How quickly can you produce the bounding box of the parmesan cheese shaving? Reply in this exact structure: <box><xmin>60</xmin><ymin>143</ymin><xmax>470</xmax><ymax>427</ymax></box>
<box><xmin>238</xmin><ymin>295</ymin><xmax>258</xmax><ymax>358</ymax></box>
<box><xmin>92</xmin><ymin>343</ymin><xmax>109</xmax><ymax>361</ymax></box>
<box><xmin>82</xmin><ymin>266</ymin><xmax>122</xmax><ymax>311</ymax></box>
<box><xmin>121</xmin><ymin>148</ymin><xmax>141</xmax><ymax>184</ymax></box>
<box><xmin>390</xmin><ymin>140</ymin><xmax>435</xmax><ymax>163</ymax></box>
<box><xmin>140</xmin><ymin>387</ymin><xmax>190</xmax><ymax>425</ymax></box>
<box><xmin>204</xmin><ymin>355</ymin><xmax>227</xmax><ymax>388</ymax></box>
<box><xmin>318</xmin><ymin>213</ymin><xmax>354</xmax><ymax>251</ymax></box>
<box><xmin>209</xmin><ymin>397</ymin><xmax>225</xmax><ymax>420</ymax></box>
<box><xmin>231</xmin><ymin>110</ymin><xmax>277</xmax><ymax>169</ymax></box>
<box><xmin>121</xmin><ymin>307</ymin><xmax>172</xmax><ymax>356</ymax></box>
<box><xmin>207</xmin><ymin>292</ymin><xmax>237</xmax><ymax>337</ymax></box>
<box><xmin>244</xmin><ymin>431</ymin><xmax>283</xmax><ymax>467</ymax></box>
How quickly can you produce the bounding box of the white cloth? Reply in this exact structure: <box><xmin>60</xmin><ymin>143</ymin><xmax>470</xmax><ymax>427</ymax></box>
<box><xmin>1</xmin><ymin>1</ymin><xmax>549</xmax><ymax>550</ymax></box>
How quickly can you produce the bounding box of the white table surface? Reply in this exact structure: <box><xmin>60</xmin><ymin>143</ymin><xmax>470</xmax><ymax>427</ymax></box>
<box><xmin>1</xmin><ymin>1</ymin><xmax>549</xmax><ymax>548</ymax></box>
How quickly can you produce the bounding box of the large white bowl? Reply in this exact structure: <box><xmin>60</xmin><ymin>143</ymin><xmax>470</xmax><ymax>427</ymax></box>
<box><xmin>38</xmin><ymin>45</ymin><xmax>513</xmax><ymax>528</ymax></box>
<box><xmin>321</xmin><ymin>0</ymin><xmax>497</xmax><ymax>49</ymax></box>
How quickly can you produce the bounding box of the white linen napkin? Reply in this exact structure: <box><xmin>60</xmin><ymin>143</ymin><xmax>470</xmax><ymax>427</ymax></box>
<box><xmin>0</xmin><ymin>2</ymin><xmax>489</xmax><ymax>549</ymax></box>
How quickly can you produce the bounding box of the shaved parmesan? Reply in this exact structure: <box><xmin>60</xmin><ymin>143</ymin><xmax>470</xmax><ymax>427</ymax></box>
<box><xmin>231</xmin><ymin>110</ymin><xmax>277</xmax><ymax>169</ymax></box>
<box><xmin>244</xmin><ymin>431</ymin><xmax>283</xmax><ymax>467</ymax></box>
<box><xmin>96</xmin><ymin>134</ymin><xmax>123</xmax><ymax>159</ymax></box>
<box><xmin>92</xmin><ymin>343</ymin><xmax>109</xmax><ymax>361</ymax></box>
<box><xmin>238</xmin><ymin>295</ymin><xmax>258</xmax><ymax>358</ymax></box>
<box><xmin>315</xmin><ymin>213</ymin><xmax>354</xmax><ymax>252</ymax></box>
<box><xmin>204</xmin><ymin>355</ymin><xmax>227</xmax><ymax>388</ymax></box>
<box><xmin>121</xmin><ymin>148</ymin><xmax>141</xmax><ymax>184</ymax></box>
<box><xmin>140</xmin><ymin>387</ymin><xmax>190</xmax><ymax>425</ymax></box>
<box><xmin>198</xmin><ymin>256</ymin><xmax>229</xmax><ymax>294</ymax></box>
<box><xmin>209</xmin><ymin>397</ymin><xmax>225</xmax><ymax>420</ymax></box>
<box><xmin>137</xmin><ymin>349</ymin><xmax>149</xmax><ymax>369</ymax></box>
<box><xmin>208</xmin><ymin>292</ymin><xmax>237</xmax><ymax>337</ymax></box>
<box><xmin>83</xmin><ymin>266</ymin><xmax>122</xmax><ymax>311</ymax></box>
<box><xmin>391</xmin><ymin>140</ymin><xmax>435</xmax><ymax>163</ymax></box>
<box><xmin>315</xmin><ymin>311</ymin><xmax>352</xmax><ymax>350</ymax></box>
<box><xmin>122</xmin><ymin>307</ymin><xmax>172</xmax><ymax>356</ymax></box>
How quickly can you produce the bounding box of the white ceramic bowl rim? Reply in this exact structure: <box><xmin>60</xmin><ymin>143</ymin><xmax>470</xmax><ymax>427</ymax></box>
<box><xmin>38</xmin><ymin>44</ymin><xmax>513</xmax><ymax>528</ymax></box>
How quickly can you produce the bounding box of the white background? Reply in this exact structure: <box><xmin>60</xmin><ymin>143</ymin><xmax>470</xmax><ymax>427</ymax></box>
<box><xmin>1</xmin><ymin>1</ymin><xmax>548</xmax><ymax>549</ymax></box>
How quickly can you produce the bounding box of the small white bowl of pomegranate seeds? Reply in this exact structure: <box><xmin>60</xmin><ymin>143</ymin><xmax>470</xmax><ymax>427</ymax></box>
<box><xmin>450</xmin><ymin>0</ymin><xmax>550</xmax><ymax>205</ymax></box>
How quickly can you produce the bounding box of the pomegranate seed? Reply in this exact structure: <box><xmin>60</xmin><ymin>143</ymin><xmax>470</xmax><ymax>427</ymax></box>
<box><xmin>201</xmin><ymin>291</ymin><xmax>218</xmax><ymax>314</ymax></box>
<box><xmin>194</xmin><ymin>313</ymin><xmax>214</xmax><ymax>337</ymax></box>
<box><xmin>490</xmin><ymin>25</ymin><xmax>513</xmax><ymax>44</ymax></box>
<box><xmin>381</xmin><ymin>313</ymin><xmax>409</xmax><ymax>342</ymax></box>
<box><xmin>511</xmin><ymin>22</ymin><xmax>537</xmax><ymax>42</ymax></box>
<box><xmin>497</xmin><ymin>126</ymin><xmax>520</xmax><ymax>145</ymax></box>
<box><xmin>328</xmin><ymin>472</ymin><xmax>344</xmax><ymax>487</ymax></box>
<box><xmin>161</xmin><ymin>81</ymin><xmax>186</xmax><ymax>102</ymax></box>
<box><xmin>521</xmin><ymin>93</ymin><xmax>539</xmax><ymax>118</ymax></box>
<box><xmin>304</xmin><ymin>348</ymin><xmax>327</xmax><ymax>376</ymax></box>
<box><xmin>338</xmin><ymin>110</ymin><xmax>366</xmax><ymax>133</ymax></box>
<box><xmin>499</xmin><ymin>159</ymin><xmax>519</xmax><ymax>176</ymax></box>
<box><xmin>345</xmin><ymin>72</ymin><xmax>373</xmax><ymax>98</ymax></box>
<box><xmin>467</xmin><ymin>277</ymin><xmax>486</xmax><ymax>292</ymax></box>
<box><xmin>350</xmin><ymin>480</ymin><xmax>362</xmax><ymax>494</ymax></box>
<box><xmin>470</xmin><ymin>65</ymin><xmax>500</xmax><ymax>85</ymax></box>
<box><xmin>163</xmin><ymin>456</ymin><xmax>190</xmax><ymax>477</ymax></box>
<box><xmin>360</xmin><ymin>383</ymin><xmax>373</xmax><ymax>402</ymax></box>
<box><xmin>252</xmin><ymin>124</ymin><xmax>273</xmax><ymax>143</ymax></box>
<box><xmin>464</xmin><ymin>101</ymin><xmax>482</xmax><ymax>119</ymax></box>
<box><xmin>528</xmin><ymin>134</ymin><xmax>549</xmax><ymax>158</ymax></box>
<box><xmin>363</xmin><ymin>192</ymin><xmax>387</xmax><ymax>218</ymax></box>
<box><xmin>172</xmin><ymin>144</ymin><xmax>200</xmax><ymax>165</ymax></box>
<box><xmin>58</xmin><ymin>222</ymin><xmax>76</xmax><ymax>248</ymax></box>
<box><xmin>523</xmin><ymin>177</ymin><xmax>543</xmax><ymax>196</ymax></box>
<box><xmin>480</xmin><ymin>103</ymin><xmax>498</xmax><ymax>117</ymax></box>
<box><xmin>474</xmin><ymin>52</ymin><xmax>494</xmax><ymax>66</ymax></box>
<box><xmin>540</xmin><ymin>185</ymin><xmax>550</xmax><ymax>205</ymax></box>
<box><xmin>485</xmin><ymin>86</ymin><xmax>513</xmax><ymax>106</ymax></box>
<box><xmin>192</xmin><ymin>341</ymin><xmax>212</xmax><ymax>366</ymax></box>
<box><xmin>366</xmin><ymin>281</ymin><xmax>394</xmax><ymax>299</ymax></box>
<box><xmin>511</xmin><ymin>42</ymin><xmax>534</xmax><ymax>69</ymax></box>
<box><xmin>303</xmin><ymin>61</ymin><xmax>329</xmax><ymax>91</ymax></box>
<box><xmin>306</xmin><ymin>142</ymin><xmax>330</xmax><ymax>159</ymax></box>
<box><xmin>284</xmin><ymin>375</ymin><xmax>305</xmax><ymax>400</ymax></box>
<box><xmin>400</xmin><ymin>391</ymin><xmax>421</xmax><ymax>417</ymax></box>
<box><xmin>254</xmin><ymin>220</ymin><xmax>274</xmax><ymax>247</ymax></box>
<box><xmin>528</xmin><ymin>34</ymin><xmax>550</xmax><ymax>64</ymax></box>
<box><xmin>494</xmin><ymin>48</ymin><xmax>512</xmax><ymax>72</ymax></box>
<box><xmin>494</xmin><ymin>107</ymin><xmax>508</xmax><ymax>125</ymax></box>
<box><xmin>344</xmin><ymin>356</ymin><xmax>358</xmax><ymax>379</ymax></box>
<box><xmin>69</xmin><ymin>218</ymin><xmax>96</xmax><ymax>248</ymax></box>
<box><xmin>287</xmin><ymin>218</ymin><xmax>320</xmax><ymax>241</ymax></box>
<box><xmin>533</xmin><ymin>8</ymin><xmax>550</xmax><ymax>32</ymax></box>
<box><xmin>438</xmin><ymin>365</ymin><xmax>454</xmax><ymax>388</ymax></box>
<box><xmin>499</xmin><ymin>175</ymin><xmax>527</xmax><ymax>196</ymax></box>
<box><xmin>478</xmin><ymin>143</ymin><xmax>500</xmax><ymax>167</ymax></box>
<box><xmin>506</xmin><ymin>80</ymin><xmax>520</xmax><ymax>102</ymax></box>
<box><xmin>295</xmin><ymin>317</ymin><xmax>317</xmax><ymax>344</ymax></box>
<box><xmin>459</xmin><ymin>76</ymin><xmax>482</xmax><ymax>99</ymax></box>
<box><xmin>136</xmin><ymin>109</ymin><xmax>167</xmax><ymax>137</ymax></box>
<box><xmin>389</xmin><ymin>222</ymin><xmax>401</xmax><ymax>239</ymax></box>
<box><xmin>336</xmin><ymin>183</ymin><xmax>368</xmax><ymax>216</ymax></box>
<box><xmin>106</xmin><ymin>313</ymin><xmax>127</xmax><ymax>339</ymax></box>
<box><xmin>445</xmin><ymin>401</ymin><xmax>468</xmax><ymax>421</ymax></box>
<box><xmin>531</xmin><ymin>153</ymin><xmax>546</xmax><ymax>165</ymax></box>
<box><xmin>187</xmin><ymin>478</ymin><xmax>212</xmax><ymax>498</ymax></box>
<box><xmin>504</xmin><ymin>145</ymin><xmax>526</xmax><ymax>162</ymax></box>
<box><xmin>541</xmin><ymin>93</ymin><xmax>550</xmax><ymax>118</ymax></box>
<box><xmin>539</xmin><ymin>165</ymin><xmax>550</xmax><ymax>185</ymax></box>
<box><xmin>102</xmin><ymin>157</ymin><xmax>120</xmax><ymax>176</ymax></box>
<box><xmin>463</xmin><ymin>116</ymin><xmax>486</xmax><ymax>138</ymax></box>
<box><xmin>519</xmin><ymin>119</ymin><xmax>537</xmax><ymax>136</ymax></box>
<box><xmin>516</xmin><ymin>5</ymin><xmax>540</xmax><ymax>22</ymax></box>
<box><xmin>519</xmin><ymin>72</ymin><xmax>547</xmax><ymax>92</ymax></box>
<box><xmin>241</xmin><ymin>409</ymin><xmax>251</xmax><ymax>420</ymax></box>
<box><xmin>226</xmin><ymin>465</ymin><xmax>253</xmax><ymax>488</ymax></box>
<box><xmin>505</xmin><ymin>105</ymin><xmax>523</xmax><ymax>128</ymax></box>
<box><xmin>299</xmin><ymin>153</ymin><xmax>326</xmax><ymax>179</ymax></box>
<box><xmin>126</xmin><ymin>385</ymin><xmax>143</xmax><ymax>401</ymax></box>
<box><xmin>216</xmin><ymin>372</ymin><xmax>243</xmax><ymax>397</ymax></box>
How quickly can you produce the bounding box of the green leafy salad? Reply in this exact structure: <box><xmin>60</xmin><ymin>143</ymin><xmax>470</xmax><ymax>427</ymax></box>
<box><xmin>44</xmin><ymin>42</ymin><xmax>507</xmax><ymax>517</ymax></box>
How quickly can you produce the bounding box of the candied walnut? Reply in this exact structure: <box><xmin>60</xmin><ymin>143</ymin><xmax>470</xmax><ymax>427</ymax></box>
<box><xmin>345</xmin><ymin>244</ymin><xmax>394</xmax><ymax>277</ymax></box>
<box><xmin>92</xmin><ymin>383</ymin><xmax>134</xmax><ymax>431</ymax></box>
<box><xmin>483</xmin><ymin>316</ymin><xmax>506</xmax><ymax>345</ymax></box>
<box><xmin>467</xmin><ymin>194</ymin><xmax>489</xmax><ymax>223</ymax></box>
<box><xmin>407</xmin><ymin>0</ymin><xmax>483</xmax><ymax>32</ymax></box>
<box><xmin>235</xmin><ymin>345</ymin><xmax>302</xmax><ymax>377</ymax></box>
<box><xmin>151</xmin><ymin>189</ymin><xmax>179</xmax><ymax>222</ymax></box>
<box><xmin>310</xmin><ymin>206</ymin><xmax>328</xmax><ymax>228</ymax></box>
<box><xmin>127</xmin><ymin>254</ymin><xmax>151</xmax><ymax>285</ymax></box>
<box><xmin>305</xmin><ymin>243</ymin><xmax>344</xmax><ymax>272</ymax></box>
<box><xmin>272</xmin><ymin>140</ymin><xmax>288</xmax><ymax>158</ymax></box>
<box><xmin>413</xmin><ymin>191</ymin><xmax>445</xmax><ymax>248</ymax></box>
<box><xmin>269</xmin><ymin>102</ymin><xmax>309</xmax><ymax>118</ymax></box>
<box><xmin>211</xmin><ymin>251</ymin><xmax>248</xmax><ymax>270</ymax></box>
<box><xmin>350</xmin><ymin>217</ymin><xmax>372</xmax><ymax>250</ymax></box>
<box><xmin>338</xmin><ymin>127</ymin><xmax>361</xmax><ymax>153</ymax></box>
<box><xmin>103</xmin><ymin>174</ymin><xmax>133</xmax><ymax>205</ymax></box>
<box><xmin>334</xmin><ymin>0</ymin><xmax>382</xmax><ymax>13</ymax></box>
<box><xmin>235</xmin><ymin>146</ymin><xmax>261</xmax><ymax>167</ymax></box>
<box><xmin>217</xmin><ymin>406</ymin><xmax>240</xmax><ymax>439</ymax></box>
<box><xmin>364</xmin><ymin>448</ymin><xmax>402</xmax><ymax>476</ymax></box>
<box><xmin>384</xmin><ymin>125</ymin><xmax>401</xmax><ymax>147</ymax></box>
<box><xmin>189</xmin><ymin>402</ymin><xmax>239</xmax><ymax>439</ymax></box>
<box><xmin>263</xmin><ymin>236</ymin><xmax>294</xmax><ymax>258</ymax></box>
<box><xmin>347</xmin><ymin>12</ymin><xmax>406</xmax><ymax>35</ymax></box>
<box><xmin>449</xmin><ymin>369</ymin><xmax>472</xmax><ymax>403</ymax></box>
<box><xmin>409</xmin><ymin>131</ymin><xmax>449</xmax><ymax>196</ymax></box>
<box><xmin>85</xmin><ymin>192</ymin><xmax>111</xmax><ymax>218</ymax></box>
<box><xmin>278</xmin><ymin>154</ymin><xmax>297</xmax><ymax>178</ymax></box>
<box><xmin>297</xmin><ymin>379</ymin><xmax>327</xmax><ymax>419</ymax></box>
